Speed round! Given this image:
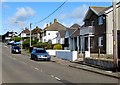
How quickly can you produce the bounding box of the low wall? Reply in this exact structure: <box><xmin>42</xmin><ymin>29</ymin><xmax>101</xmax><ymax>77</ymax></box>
<box><xmin>46</xmin><ymin>50</ymin><xmax>70</xmax><ymax>56</ymax></box>
<box><xmin>56</xmin><ymin>51</ymin><xmax>77</xmax><ymax>61</ymax></box>
<box><xmin>85</xmin><ymin>58</ymin><xmax>114</xmax><ymax>70</ymax></box>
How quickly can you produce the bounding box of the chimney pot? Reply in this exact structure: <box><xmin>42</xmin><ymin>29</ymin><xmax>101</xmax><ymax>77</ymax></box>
<box><xmin>54</xmin><ymin>19</ymin><xmax>57</xmax><ymax>23</ymax></box>
<box><xmin>50</xmin><ymin>22</ymin><xmax>52</xmax><ymax>26</ymax></box>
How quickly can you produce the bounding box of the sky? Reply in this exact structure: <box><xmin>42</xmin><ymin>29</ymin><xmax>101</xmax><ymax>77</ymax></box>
<box><xmin>1</xmin><ymin>1</ymin><xmax>113</xmax><ymax>35</ymax></box>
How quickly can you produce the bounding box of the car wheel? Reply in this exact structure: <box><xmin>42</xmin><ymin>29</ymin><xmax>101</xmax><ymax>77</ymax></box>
<box><xmin>34</xmin><ymin>57</ymin><xmax>38</xmax><ymax>61</ymax></box>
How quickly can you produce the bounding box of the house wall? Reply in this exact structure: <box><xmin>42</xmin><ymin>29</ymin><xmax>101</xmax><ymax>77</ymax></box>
<box><xmin>106</xmin><ymin>12</ymin><xmax>113</xmax><ymax>54</ymax></box>
<box><xmin>21</xmin><ymin>33</ymin><xmax>26</xmax><ymax>37</ymax></box>
<box><xmin>42</xmin><ymin>31</ymin><xmax>58</xmax><ymax>44</ymax></box>
<box><xmin>118</xmin><ymin>6</ymin><xmax>120</xmax><ymax>30</ymax></box>
<box><xmin>105</xmin><ymin>5</ymin><xmax>119</xmax><ymax>54</ymax></box>
<box><xmin>60</xmin><ymin>38</ymin><xmax>64</xmax><ymax>44</ymax></box>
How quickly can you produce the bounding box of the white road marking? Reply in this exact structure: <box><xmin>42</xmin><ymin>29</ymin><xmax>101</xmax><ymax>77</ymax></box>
<box><xmin>51</xmin><ymin>75</ymin><xmax>54</xmax><ymax>78</ymax></box>
<box><xmin>55</xmin><ymin>77</ymin><xmax>61</xmax><ymax>81</ymax></box>
<box><xmin>34</xmin><ymin>67</ymin><xmax>39</xmax><ymax>70</ymax></box>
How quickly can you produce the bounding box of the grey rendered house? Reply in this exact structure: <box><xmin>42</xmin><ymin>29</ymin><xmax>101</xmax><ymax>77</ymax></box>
<box><xmin>64</xmin><ymin>24</ymin><xmax>80</xmax><ymax>51</ymax></box>
<box><xmin>80</xmin><ymin>2</ymin><xmax>120</xmax><ymax>55</ymax></box>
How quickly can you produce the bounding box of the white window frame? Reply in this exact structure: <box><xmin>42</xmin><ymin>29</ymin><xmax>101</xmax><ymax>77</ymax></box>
<box><xmin>98</xmin><ymin>16</ymin><xmax>103</xmax><ymax>25</ymax></box>
<box><xmin>98</xmin><ymin>36</ymin><xmax>103</xmax><ymax>47</ymax></box>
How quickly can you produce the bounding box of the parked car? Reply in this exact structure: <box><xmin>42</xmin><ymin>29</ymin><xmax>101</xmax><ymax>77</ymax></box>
<box><xmin>11</xmin><ymin>46</ymin><xmax>21</xmax><ymax>54</ymax></box>
<box><xmin>31</xmin><ymin>48</ymin><xmax>51</xmax><ymax>61</ymax></box>
<box><xmin>7</xmin><ymin>41</ymin><xmax>14</xmax><ymax>45</ymax></box>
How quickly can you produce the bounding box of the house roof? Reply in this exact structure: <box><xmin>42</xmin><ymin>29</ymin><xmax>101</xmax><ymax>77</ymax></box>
<box><xmin>84</xmin><ymin>6</ymin><xmax>107</xmax><ymax>21</ymax></box>
<box><xmin>70</xmin><ymin>23</ymin><xmax>80</xmax><ymax>29</ymax></box>
<box><xmin>66</xmin><ymin>28</ymin><xmax>76</xmax><ymax>36</ymax></box>
<box><xmin>44</xmin><ymin>22</ymin><xmax>67</xmax><ymax>31</ymax></box>
<box><xmin>84</xmin><ymin>2</ymin><xmax>120</xmax><ymax>20</ymax></box>
<box><xmin>90</xmin><ymin>6</ymin><xmax>107</xmax><ymax>15</ymax></box>
<box><xmin>69</xmin><ymin>24</ymin><xmax>80</xmax><ymax>37</ymax></box>
<box><xmin>21</xmin><ymin>28</ymin><xmax>30</xmax><ymax>34</ymax></box>
<box><xmin>70</xmin><ymin>28</ymin><xmax>80</xmax><ymax>38</ymax></box>
<box><xmin>59</xmin><ymin>30</ymin><xmax>66</xmax><ymax>38</ymax></box>
<box><xmin>32</xmin><ymin>26</ymin><xmax>42</xmax><ymax>34</ymax></box>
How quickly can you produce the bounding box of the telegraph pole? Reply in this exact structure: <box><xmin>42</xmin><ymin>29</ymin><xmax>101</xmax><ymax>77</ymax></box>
<box><xmin>30</xmin><ymin>23</ymin><xmax>32</xmax><ymax>47</ymax></box>
<box><xmin>113</xmin><ymin>0</ymin><xmax>118</xmax><ymax>71</ymax></box>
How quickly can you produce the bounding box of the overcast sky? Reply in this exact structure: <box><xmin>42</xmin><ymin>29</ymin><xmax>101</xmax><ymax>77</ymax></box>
<box><xmin>1</xmin><ymin>1</ymin><xmax>113</xmax><ymax>35</ymax></box>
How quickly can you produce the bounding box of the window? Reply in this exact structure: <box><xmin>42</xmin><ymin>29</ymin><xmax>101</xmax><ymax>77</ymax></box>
<box><xmin>98</xmin><ymin>16</ymin><xmax>103</xmax><ymax>25</ymax></box>
<box><xmin>44</xmin><ymin>39</ymin><xmax>46</xmax><ymax>42</ymax></box>
<box><xmin>48</xmin><ymin>33</ymin><xmax>50</xmax><ymax>35</ymax></box>
<box><xmin>98</xmin><ymin>36</ymin><xmax>103</xmax><ymax>47</ymax></box>
<box><xmin>91</xmin><ymin>20</ymin><xmax>94</xmax><ymax>26</ymax></box>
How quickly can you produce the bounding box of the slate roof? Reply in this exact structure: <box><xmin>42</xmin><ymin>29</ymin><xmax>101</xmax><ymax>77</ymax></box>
<box><xmin>32</xmin><ymin>26</ymin><xmax>42</xmax><ymax>34</ymax></box>
<box><xmin>90</xmin><ymin>6</ymin><xmax>107</xmax><ymax>15</ymax></box>
<box><xmin>21</xmin><ymin>28</ymin><xmax>30</xmax><ymax>34</ymax></box>
<box><xmin>70</xmin><ymin>28</ymin><xmax>80</xmax><ymax>38</ymax></box>
<box><xmin>59</xmin><ymin>30</ymin><xmax>66</xmax><ymax>38</ymax></box>
<box><xmin>66</xmin><ymin>28</ymin><xmax>76</xmax><ymax>36</ymax></box>
<box><xmin>44</xmin><ymin>22</ymin><xmax>67</xmax><ymax>31</ymax></box>
<box><xmin>70</xmin><ymin>23</ymin><xmax>80</xmax><ymax>29</ymax></box>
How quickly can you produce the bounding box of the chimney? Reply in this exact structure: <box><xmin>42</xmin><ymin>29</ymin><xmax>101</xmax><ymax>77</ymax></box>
<box><xmin>36</xmin><ymin>26</ymin><xmax>38</xmax><ymax>28</ymax></box>
<box><xmin>54</xmin><ymin>19</ymin><xmax>57</xmax><ymax>23</ymax></box>
<box><xmin>50</xmin><ymin>22</ymin><xmax>52</xmax><ymax>26</ymax></box>
<box><xmin>46</xmin><ymin>24</ymin><xmax>48</xmax><ymax>28</ymax></box>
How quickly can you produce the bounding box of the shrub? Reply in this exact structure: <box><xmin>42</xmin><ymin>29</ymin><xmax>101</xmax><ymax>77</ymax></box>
<box><xmin>53</xmin><ymin>44</ymin><xmax>63</xmax><ymax>50</ymax></box>
<box><xmin>14</xmin><ymin>37</ymin><xmax>21</xmax><ymax>42</ymax></box>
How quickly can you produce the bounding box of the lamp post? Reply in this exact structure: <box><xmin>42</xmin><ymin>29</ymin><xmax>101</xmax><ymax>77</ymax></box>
<box><xmin>113</xmin><ymin>0</ymin><xmax>118</xmax><ymax>71</ymax></box>
<box><xmin>30</xmin><ymin>23</ymin><xmax>32</xmax><ymax>47</ymax></box>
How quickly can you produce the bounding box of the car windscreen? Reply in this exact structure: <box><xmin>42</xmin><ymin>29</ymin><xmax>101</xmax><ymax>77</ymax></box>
<box><xmin>14</xmin><ymin>46</ymin><xmax>20</xmax><ymax>49</ymax></box>
<box><xmin>36</xmin><ymin>50</ymin><xmax>47</xmax><ymax>53</ymax></box>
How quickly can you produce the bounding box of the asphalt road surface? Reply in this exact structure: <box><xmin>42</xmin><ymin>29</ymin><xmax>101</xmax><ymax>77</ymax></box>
<box><xmin>1</xmin><ymin>43</ymin><xmax>119</xmax><ymax>84</ymax></box>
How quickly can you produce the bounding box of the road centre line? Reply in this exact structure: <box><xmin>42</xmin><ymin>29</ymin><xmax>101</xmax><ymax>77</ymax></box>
<box><xmin>55</xmin><ymin>77</ymin><xmax>61</xmax><ymax>81</ymax></box>
<box><xmin>34</xmin><ymin>67</ymin><xmax>39</xmax><ymax>70</ymax></box>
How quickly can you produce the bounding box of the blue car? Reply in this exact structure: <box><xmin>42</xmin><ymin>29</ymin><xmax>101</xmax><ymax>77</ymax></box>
<box><xmin>31</xmin><ymin>48</ymin><xmax>51</xmax><ymax>61</ymax></box>
<box><xmin>11</xmin><ymin>46</ymin><xmax>21</xmax><ymax>54</ymax></box>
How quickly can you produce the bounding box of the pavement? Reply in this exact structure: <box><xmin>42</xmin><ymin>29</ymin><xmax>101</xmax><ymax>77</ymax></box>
<box><xmin>22</xmin><ymin>49</ymin><xmax>120</xmax><ymax>79</ymax></box>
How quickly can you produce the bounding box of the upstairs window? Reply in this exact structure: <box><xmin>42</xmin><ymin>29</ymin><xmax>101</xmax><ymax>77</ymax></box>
<box><xmin>98</xmin><ymin>36</ymin><xmax>103</xmax><ymax>47</ymax></box>
<box><xmin>91</xmin><ymin>20</ymin><xmax>94</xmax><ymax>26</ymax></box>
<box><xmin>48</xmin><ymin>33</ymin><xmax>50</xmax><ymax>35</ymax></box>
<box><xmin>98</xmin><ymin>16</ymin><xmax>103</xmax><ymax>25</ymax></box>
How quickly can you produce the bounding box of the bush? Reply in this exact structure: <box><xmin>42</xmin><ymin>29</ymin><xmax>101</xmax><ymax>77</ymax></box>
<box><xmin>35</xmin><ymin>42</ymin><xmax>53</xmax><ymax>49</ymax></box>
<box><xmin>22</xmin><ymin>39</ymin><xmax>30</xmax><ymax>49</ymax></box>
<box><xmin>53</xmin><ymin>44</ymin><xmax>63</xmax><ymax>50</ymax></box>
<box><xmin>13</xmin><ymin>37</ymin><xmax>21</xmax><ymax>42</ymax></box>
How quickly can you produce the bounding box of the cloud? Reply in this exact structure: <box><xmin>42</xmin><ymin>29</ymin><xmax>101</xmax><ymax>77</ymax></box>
<box><xmin>9</xmin><ymin>7</ymin><xmax>35</xmax><ymax>25</ymax></box>
<box><xmin>59</xmin><ymin>4</ymin><xmax>88</xmax><ymax>20</ymax></box>
<box><xmin>58</xmin><ymin>4</ymin><xmax>88</xmax><ymax>26</ymax></box>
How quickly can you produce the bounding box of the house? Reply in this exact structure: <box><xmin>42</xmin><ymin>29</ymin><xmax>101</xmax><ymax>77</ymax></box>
<box><xmin>31</xmin><ymin>26</ymin><xmax>42</xmax><ymax>42</ymax></box>
<box><xmin>20</xmin><ymin>28</ymin><xmax>30</xmax><ymax>38</ymax></box>
<box><xmin>56</xmin><ymin>30</ymin><xmax>66</xmax><ymax>44</ymax></box>
<box><xmin>80</xmin><ymin>2</ymin><xmax>120</xmax><ymax>54</ymax></box>
<box><xmin>42</xmin><ymin>19</ymin><xmax>67</xmax><ymax>44</ymax></box>
<box><xmin>3</xmin><ymin>31</ymin><xmax>18</xmax><ymax>42</ymax></box>
<box><xmin>64</xmin><ymin>24</ymin><xmax>80</xmax><ymax>50</ymax></box>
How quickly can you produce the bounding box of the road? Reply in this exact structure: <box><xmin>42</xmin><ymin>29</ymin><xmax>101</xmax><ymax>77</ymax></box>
<box><xmin>1</xmin><ymin>43</ymin><xmax>119</xmax><ymax>84</ymax></box>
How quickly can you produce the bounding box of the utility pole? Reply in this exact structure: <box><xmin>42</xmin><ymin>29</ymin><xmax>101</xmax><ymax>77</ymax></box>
<box><xmin>113</xmin><ymin>0</ymin><xmax>118</xmax><ymax>71</ymax></box>
<box><xmin>30</xmin><ymin>23</ymin><xmax>32</xmax><ymax>47</ymax></box>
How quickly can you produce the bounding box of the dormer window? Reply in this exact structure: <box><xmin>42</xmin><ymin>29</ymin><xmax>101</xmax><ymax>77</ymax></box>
<box><xmin>98</xmin><ymin>16</ymin><xmax>103</xmax><ymax>25</ymax></box>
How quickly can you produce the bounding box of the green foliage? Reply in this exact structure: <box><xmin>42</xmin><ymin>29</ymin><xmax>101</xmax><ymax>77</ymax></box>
<box><xmin>14</xmin><ymin>37</ymin><xmax>21</xmax><ymax>42</ymax></box>
<box><xmin>22</xmin><ymin>39</ymin><xmax>30</xmax><ymax>49</ymax></box>
<box><xmin>53</xmin><ymin>44</ymin><xmax>63</xmax><ymax>50</ymax></box>
<box><xmin>35</xmin><ymin>42</ymin><xmax>53</xmax><ymax>49</ymax></box>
